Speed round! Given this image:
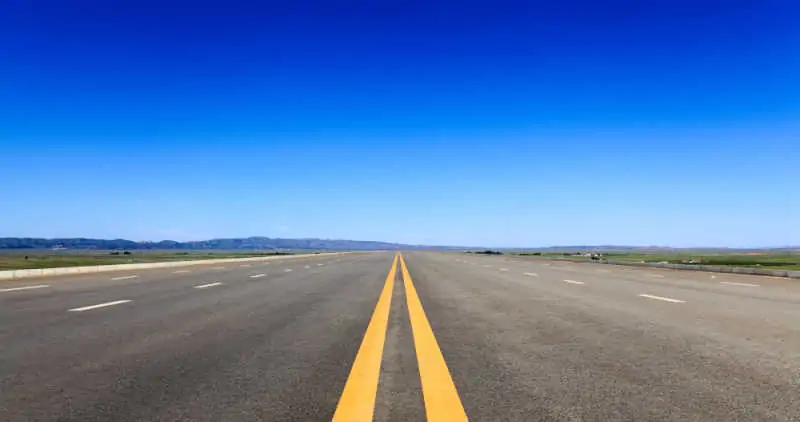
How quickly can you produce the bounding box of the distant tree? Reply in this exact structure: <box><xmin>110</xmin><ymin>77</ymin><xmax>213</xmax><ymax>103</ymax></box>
<box><xmin>476</xmin><ymin>250</ymin><xmax>503</xmax><ymax>255</ymax></box>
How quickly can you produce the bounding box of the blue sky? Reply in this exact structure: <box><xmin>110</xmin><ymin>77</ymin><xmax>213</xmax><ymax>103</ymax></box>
<box><xmin>1</xmin><ymin>0</ymin><xmax>798</xmax><ymax>247</ymax></box>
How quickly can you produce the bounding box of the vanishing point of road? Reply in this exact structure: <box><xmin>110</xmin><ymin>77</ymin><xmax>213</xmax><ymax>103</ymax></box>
<box><xmin>1</xmin><ymin>252</ymin><xmax>799</xmax><ymax>421</ymax></box>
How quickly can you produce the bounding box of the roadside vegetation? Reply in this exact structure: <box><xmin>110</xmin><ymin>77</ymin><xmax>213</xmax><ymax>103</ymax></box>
<box><xmin>511</xmin><ymin>251</ymin><xmax>800</xmax><ymax>270</ymax></box>
<box><xmin>466</xmin><ymin>250</ymin><xmax>504</xmax><ymax>255</ymax></box>
<box><xmin>0</xmin><ymin>250</ymin><xmax>299</xmax><ymax>271</ymax></box>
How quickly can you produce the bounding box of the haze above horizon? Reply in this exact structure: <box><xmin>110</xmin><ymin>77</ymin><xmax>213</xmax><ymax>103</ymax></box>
<box><xmin>2</xmin><ymin>1</ymin><xmax>798</xmax><ymax>248</ymax></box>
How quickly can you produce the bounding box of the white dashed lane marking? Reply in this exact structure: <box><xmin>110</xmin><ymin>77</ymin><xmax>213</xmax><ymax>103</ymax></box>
<box><xmin>639</xmin><ymin>294</ymin><xmax>685</xmax><ymax>303</ymax></box>
<box><xmin>1</xmin><ymin>285</ymin><xmax>49</xmax><ymax>293</ymax></box>
<box><xmin>111</xmin><ymin>275</ymin><xmax>138</xmax><ymax>281</ymax></box>
<box><xmin>523</xmin><ymin>272</ymin><xmax>538</xmax><ymax>277</ymax></box>
<box><xmin>69</xmin><ymin>300</ymin><xmax>132</xmax><ymax>312</ymax></box>
<box><xmin>249</xmin><ymin>274</ymin><xmax>266</xmax><ymax>278</ymax></box>
<box><xmin>194</xmin><ymin>282</ymin><xmax>223</xmax><ymax>289</ymax></box>
<box><xmin>720</xmin><ymin>281</ymin><xmax>759</xmax><ymax>287</ymax></box>
<box><xmin>173</xmin><ymin>270</ymin><xmax>191</xmax><ymax>274</ymax></box>
<box><xmin>285</xmin><ymin>269</ymin><xmax>293</xmax><ymax>272</ymax></box>
<box><xmin>563</xmin><ymin>279</ymin><xmax>585</xmax><ymax>285</ymax></box>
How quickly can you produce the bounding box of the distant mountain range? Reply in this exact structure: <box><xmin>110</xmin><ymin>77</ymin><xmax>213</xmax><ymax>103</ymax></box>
<box><xmin>0</xmin><ymin>237</ymin><xmax>450</xmax><ymax>251</ymax></box>
<box><xmin>0</xmin><ymin>237</ymin><xmax>795</xmax><ymax>252</ymax></box>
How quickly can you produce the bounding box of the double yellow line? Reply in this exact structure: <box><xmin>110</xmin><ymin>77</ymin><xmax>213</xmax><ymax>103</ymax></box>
<box><xmin>333</xmin><ymin>253</ymin><xmax>468</xmax><ymax>421</ymax></box>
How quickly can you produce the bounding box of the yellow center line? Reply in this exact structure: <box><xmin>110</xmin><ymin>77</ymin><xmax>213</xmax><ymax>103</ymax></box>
<box><xmin>399</xmin><ymin>253</ymin><xmax>469</xmax><ymax>421</ymax></box>
<box><xmin>332</xmin><ymin>254</ymin><xmax>399</xmax><ymax>422</ymax></box>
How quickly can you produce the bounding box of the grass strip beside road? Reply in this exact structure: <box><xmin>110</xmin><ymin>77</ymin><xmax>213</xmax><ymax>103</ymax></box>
<box><xmin>0</xmin><ymin>250</ymin><xmax>302</xmax><ymax>271</ymax></box>
<box><xmin>511</xmin><ymin>251</ymin><xmax>800</xmax><ymax>270</ymax></box>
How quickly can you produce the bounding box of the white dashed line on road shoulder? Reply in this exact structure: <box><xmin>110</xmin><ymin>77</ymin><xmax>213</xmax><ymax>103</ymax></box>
<box><xmin>284</xmin><ymin>269</ymin><xmax>293</xmax><ymax>272</ymax></box>
<box><xmin>523</xmin><ymin>272</ymin><xmax>538</xmax><ymax>277</ymax></box>
<box><xmin>212</xmin><ymin>267</ymin><xmax>226</xmax><ymax>270</ymax></box>
<box><xmin>482</xmin><ymin>265</ymin><xmax>491</xmax><ymax>268</ymax></box>
<box><xmin>639</xmin><ymin>294</ymin><xmax>685</xmax><ymax>303</ymax></box>
<box><xmin>111</xmin><ymin>275</ymin><xmax>138</xmax><ymax>281</ymax></box>
<box><xmin>304</xmin><ymin>265</ymin><xmax>310</xmax><ymax>269</ymax></box>
<box><xmin>499</xmin><ymin>268</ymin><xmax>509</xmax><ymax>272</ymax></box>
<box><xmin>240</xmin><ymin>264</ymin><xmax>251</xmax><ymax>267</ymax></box>
<box><xmin>249</xmin><ymin>274</ymin><xmax>266</xmax><ymax>278</ymax></box>
<box><xmin>1</xmin><ymin>285</ymin><xmax>49</xmax><ymax>293</ymax></box>
<box><xmin>173</xmin><ymin>270</ymin><xmax>191</xmax><ymax>274</ymax></box>
<box><xmin>194</xmin><ymin>282</ymin><xmax>223</xmax><ymax>289</ymax></box>
<box><xmin>69</xmin><ymin>300</ymin><xmax>132</xmax><ymax>312</ymax></box>
<box><xmin>720</xmin><ymin>281</ymin><xmax>759</xmax><ymax>287</ymax></box>
<box><xmin>563</xmin><ymin>279</ymin><xmax>585</xmax><ymax>285</ymax></box>
<box><xmin>317</xmin><ymin>263</ymin><xmax>324</xmax><ymax>266</ymax></box>
<box><xmin>650</xmin><ymin>274</ymin><xmax>665</xmax><ymax>278</ymax></box>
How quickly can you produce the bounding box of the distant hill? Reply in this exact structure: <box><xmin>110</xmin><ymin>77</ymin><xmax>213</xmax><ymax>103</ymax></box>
<box><xmin>0</xmin><ymin>237</ymin><xmax>439</xmax><ymax>251</ymax></box>
<box><xmin>0</xmin><ymin>238</ymin><xmax>794</xmax><ymax>252</ymax></box>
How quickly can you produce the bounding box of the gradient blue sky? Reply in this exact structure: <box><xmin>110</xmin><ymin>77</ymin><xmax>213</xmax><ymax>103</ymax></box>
<box><xmin>2</xmin><ymin>0</ymin><xmax>798</xmax><ymax>247</ymax></box>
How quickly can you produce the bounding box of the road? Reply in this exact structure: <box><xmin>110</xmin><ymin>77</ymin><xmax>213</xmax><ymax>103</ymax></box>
<box><xmin>1</xmin><ymin>252</ymin><xmax>799</xmax><ymax>421</ymax></box>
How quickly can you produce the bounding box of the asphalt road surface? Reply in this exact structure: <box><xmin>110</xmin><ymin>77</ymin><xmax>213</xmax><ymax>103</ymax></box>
<box><xmin>2</xmin><ymin>252</ymin><xmax>799</xmax><ymax>421</ymax></box>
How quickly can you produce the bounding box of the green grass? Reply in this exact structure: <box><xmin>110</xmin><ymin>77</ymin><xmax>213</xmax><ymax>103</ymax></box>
<box><xmin>513</xmin><ymin>251</ymin><xmax>800</xmax><ymax>270</ymax></box>
<box><xmin>0</xmin><ymin>250</ymin><xmax>299</xmax><ymax>271</ymax></box>
<box><xmin>605</xmin><ymin>253</ymin><xmax>800</xmax><ymax>270</ymax></box>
